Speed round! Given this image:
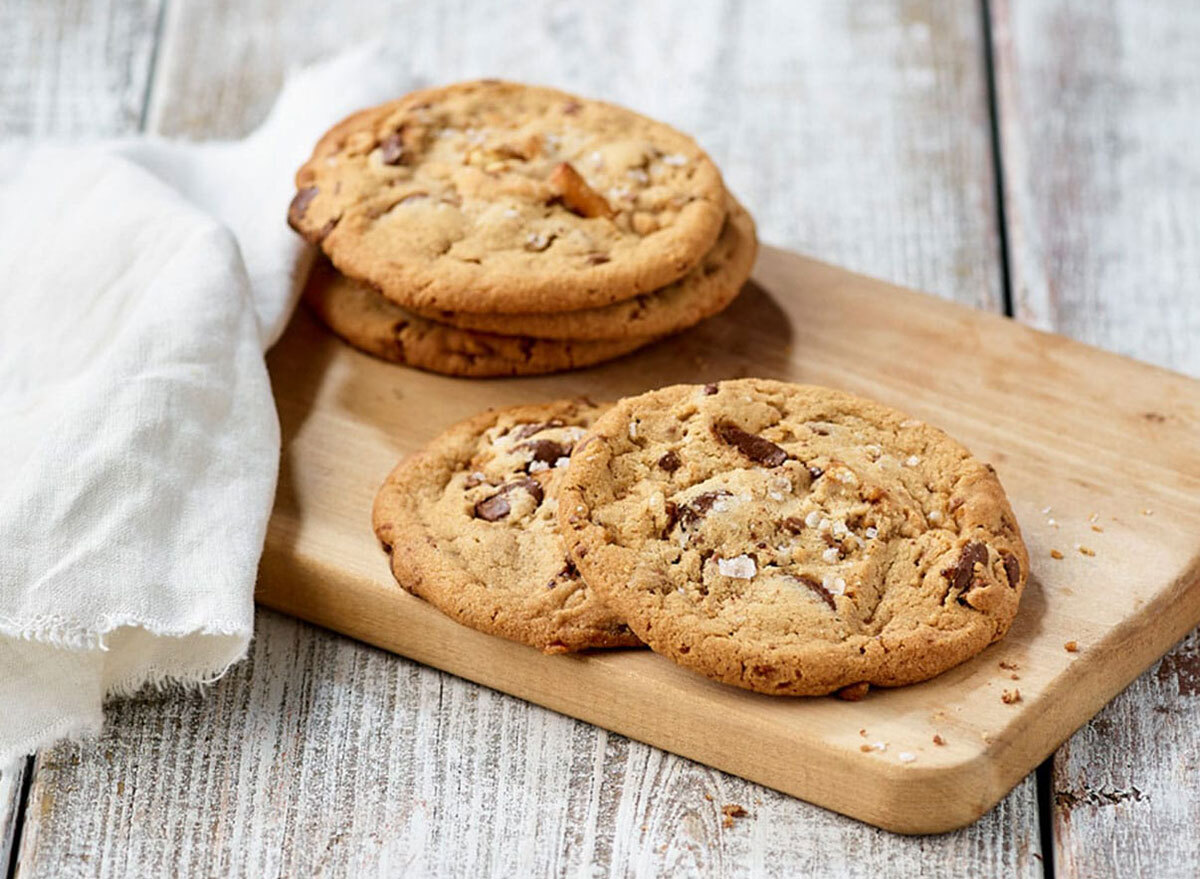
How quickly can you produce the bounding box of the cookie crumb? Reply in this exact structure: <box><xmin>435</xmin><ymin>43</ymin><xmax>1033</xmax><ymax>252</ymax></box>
<box><xmin>1064</xmin><ymin>641</ymin><xmax>1079</xmax><ymax>653</ymax></box>
<box><xmin>1142</xmin><ymin>508</ymin><xmax>1154</xmax><ymax>516</ymax></box>
<box><xmin>1091</xmin><ymin>524</ymin><xmax>1104</xmax><ymax>533</ymax></box>
<box><xmin>1050</xmin><ymin>549</ymin><xmax>1064</xmax><ymax>560</ymax></box>
<box><xmin>703</xmin><ymin>793</ymin><xmax>713</xmax><ymax>801</ymax></box>
<box><xmin>1010</xmin><ymin>673</ymin><xmax>1020</xmax><ymax>680</ymax></box>
<box><xmin>1077</xmin><ymin>545</ymin><xmax>1096</xmax><ymax>557</ymax></box>
<box><xmin>932</xmin><ymin>734</ymin><xmax>946</xmax><ymax>746</ymax></box>
<box><xmin>999</xmin><ymin>660</ymin><xmax>1018</xmax><ymax>670</ymax></box>
<box><xmin>859</xmin><ymin>728</ymin><xmax>868</xmax><ymax>737</ymax></box>
<box><xmin>1001</xmin><ymin>688</ymin><xmax>1021</xmax><ymax>704</ymax></box>
<box><xmin>835</xmin><ymin>682</ymin><xmax>870</xmax><ymax>701</ymax></box>
<box><xmin>721</xmin><ymin>804</ymin><xmax>748</xmax><ymax>828</ymax></box>
<box><xmin>860</xmin><ymin>744</ymin><xmax>873</xmax><ymax>752</ymax></box>
<box><xmin>898</xmin><ymin>752</ymin><xmax>916</xmax><ymax>764</ymax></box>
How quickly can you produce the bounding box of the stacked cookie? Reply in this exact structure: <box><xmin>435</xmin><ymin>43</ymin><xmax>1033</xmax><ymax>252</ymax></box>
<box><xmin>289</xmin><ymin>80</ymin><xmax>757</xmax><ymax>377</ymax></box>
<box><xmin>373</xmin><ymin>379</ymin><xmax>1030</xmax><ymax>696</ymax></box>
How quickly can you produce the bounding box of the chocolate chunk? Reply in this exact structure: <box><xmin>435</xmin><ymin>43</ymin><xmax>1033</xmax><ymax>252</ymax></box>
<box><xmin>1000</xmin><ymin>551</ymin><xmax>1022</xmax><ymax>588</ymax></box>
<box><xmin>473</xmin><ymin>493</ymin><xmax>511</xmax><ymax>521</ymax></box>
<box><xmin>513</xmin><ymin>419</ymin><xmax>565</xmax><ymax>440</ymax></box>
<box><xmin>586</xmin><ymin>253</ymin><xmax>611</xmax><ymax>265</ymax></box>
<box><xmin>663</xmin><ymin>501</ymin><xmax>679</xmax><ymax>535</ymax></box>
<box><xmin>657</xmin><ymin>451</ymin><xmax>681</xmax><ymax>472</ymax></box>
<box><xmin>316</xmin><ymin>216</ymin><xmax>339</xmax><ymax>242</ymax></box>
<box><xmin>715</xmin><ymin>421</ymin><xmax>788</xmax><ymax>467</ymax></box>
<box><xmin>509</xmin><ymin>476</ymin><xmax>545</xmax><ymax>506</ymax></box>
<box><xmin>943</xmin><ymin>541</ymin><xmax>989</xmax><ymax>598</ymax></box>
<box><xmin>678</xmin><ymin>490</ymin><xmax>732</xmax><ymax>530</ymax></box>
<box><xmin>807</xmin><ymin>465</ymin><xmax>824</xmax><ymax>481</ymax></box>
<box><xmin>794</xmin><ymin>574</ymin><xmax>837</xmax><ymax>610</ymax></box>
<box><xmin>472</xmin><ymin>477</ymin><xmax>544</xmax><ymax>521</ymax></box>
<box><xmin>782</xmin><ymin>517</ymin><xmax>806</xmax><ymax>534</ymax></box>
<box><xmin>521</xmin><ymin>438</ymin><xmax>571</xmax><ymax>465</ymax></box>
<box><xmin>380</xmin><ymin>132</ymin><xmax>409</xmax><ymax>165</ymax></box>
<box><xmin>287</xmin><ymin>187</ymin><xmax>318</xmax><ymax>231</ymax></box>
<box><xmin>703</xmin><ymin>383</ymin><xmax>719</xmax><ymax>395</ymax></box>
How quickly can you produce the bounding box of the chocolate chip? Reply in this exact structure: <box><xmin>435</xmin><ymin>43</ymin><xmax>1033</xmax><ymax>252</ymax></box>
<box><xmin>943</xmin><ymin>541</ymin><xmax>989</xmax><ymax>600</ymax></box>
<box><xmin>287</xmin><ymin>187</ymin><xmax>318</xmax><ymax>231</ymax></box>
<box><xmin>509</xmin><ymin>476</ymin><xmax>545</xmax><ymax>506</ymax></box>
<box><xmin>715</xmin><ymin>421</ymin><xmax>788</xmax><ymax>467</ymax></box>
<box><xmin>678</xmin><ymin>490</ymin><xmax>732</xmax><ymax>530</ymax></box>
<box><xmin>380</xmin><ymin>132</ymin><xmax>409</xmax><ymax>165</ymax></box>
<box><xmin>1001</xmin><ymin>551</ymin><xmax>1021</xmax><ymax>588</ymax></box>
<box><xmin>473</xmin><ymin>493</ymin><xmax>511</xmax><ymax>521</ymax></box>
<box><xmin>472</xmin><ymin>477</ymin><xmax>544</xmax><ymax>521</ymax></box>
<box><xmin>513</xmin><ymin>419</ymin><xmax>565</xmax><ymax>440</ymax></box>
<box><xmin>521</xmin><ymin>439</ymin><xmax>571</xmax><ymax>466</ymax></box>
<box><xmin>794</xmin><ymin>574</ymin><xmax>837</xmax><ymax>610</ymax></box>
<box><xmin>703</xmin><ymin>383</ymin><xmax>719</xmax><ymax>395</ymax></box>
<box><xmin>657</xmin><ymin>451</ymin><xmax>681</xmax><ymax>472</ymax></box>
<box><xmin>807</xmin><ymin>465</ymin><xmax>824</xmax><ymax>481</ymax></box>
<box><xmin>663</xmin><ymin>501</ymin><xmax>679</xmax><ymax>535</ymax></box>
<box><xmin>586</xmin><ymin>253</ymin><xmax>611</xmax><ymax>265</ymax></box>
<box><xmin>316</xmin><ymin>216</ymin><xmax>339</xmax><ymax>242</ymax></box>
<box><xmin>782</xmin><ymin>517</ymin><xmax>806</xmax><ymax>534</ymax></box>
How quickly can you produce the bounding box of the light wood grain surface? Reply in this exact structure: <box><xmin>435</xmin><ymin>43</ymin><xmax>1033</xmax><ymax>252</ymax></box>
<box><xmin>991</xmin><ymin>1</ymin><xmax>1200</xmax><ymax>875</ymax></box>
<box><xmin>2</xmin><ymin>0</ymin><xmax>1197</xmax><ymax>875</ymax></box>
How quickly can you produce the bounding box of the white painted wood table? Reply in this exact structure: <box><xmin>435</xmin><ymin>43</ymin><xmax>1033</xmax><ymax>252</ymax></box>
<box><xmin>3</xmin><ymin>1</ymin><xmax>1197</xmax><ymax>875</ymax></box>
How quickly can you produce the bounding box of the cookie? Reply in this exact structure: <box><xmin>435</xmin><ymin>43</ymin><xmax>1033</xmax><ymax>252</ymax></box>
<box><xmin>557</xmin><ymin>379</ymin><xmax>1028</xmax><ymax>696</ymax></box>
<box><xmin>372</xmin><ymin>400</ymin><xmax>641</xmax><ymax>653</ymax></box>
<box><xmin>403</xmin><ymin>198</ymin><xmax>757</xmax><ymax>340</ymax></box>
<box><xmin>288</xmin><ymin>80</ymin><xmax>727</xmax><ymax>314</ymax></box>
<box><xmin>303</xmin><ymin>258</ymin><xmax>656</xmax><ymax>377</ymax></box>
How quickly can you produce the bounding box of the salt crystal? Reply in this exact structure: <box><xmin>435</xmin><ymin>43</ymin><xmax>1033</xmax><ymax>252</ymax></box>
<box><xmin>928</xmin><ymin>510</ymin><xmax>943</xmax><ymax>524</ymax></box>
<box><xmin>528</xmin><ymin>460</ymin><xmax>550</xmax><ymax>473</ymax></box>
<box><xmin>905</xmin><ymin>455</ymin><xmax>921</xmax><ymax>467</ymax></box>
<box><xmin>628</xmin><ymin>421</ymin><xmax>638</xmax><ymax>439</ymax></box>
<box><xmin>865</xmin><ymin>527</ymin><xmax>879</xmax><ymax>539</ymax></box>
<box><xmin>871</xmin><ymin>741</ymin><xmax>888</xmax><ymax>752</ymax></box>
<box><xmin>717</xmin><ymin>555</ymin><xmax>757</xmax><ymax>580</ymax></box>
<box><xmin>554</xmin><ymin>457</ymin><xmax>571</xmax><ymax>469</ymax></box>
<box><xmin>898</xmin><ymin>752</ymin><xmax>916</xmax><ymax>764</ymax></box>
<box><xmin>822</xmin><ymin>547</ymin><xmax>841</xmax><ymax>563</ymax></box>
<box><xmin>805</xmin><ymin>510</ymin><xmax>821</xmax><ymax>528</ymax></box>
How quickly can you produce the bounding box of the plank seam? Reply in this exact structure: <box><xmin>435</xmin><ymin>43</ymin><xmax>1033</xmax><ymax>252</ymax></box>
<box><xmin>980</xmin><ymin>0</ymin><xmax>1015</xmax><ymax>318</ymax></box>
<box><xmin>137</xmin><ymin>0</ymin><xmax>170</xmax><ymax>132</ymax></box>
<box><xmin>5</xmin><ymin>757</ymin><xmax>34</xmax><ymax>879</ymax></box>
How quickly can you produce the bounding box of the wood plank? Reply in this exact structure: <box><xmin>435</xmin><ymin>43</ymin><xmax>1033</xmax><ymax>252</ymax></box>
<box><xmin>15</xmin><ymin>0</ymin><xmax>1045</xmax><ymax>874</ymax></box>
<box><xmin>990</xmin><ymin>1</ymin><xmax>1200</xmax><ymax>874</ymax></box>
<box><xmin>0</xmin><ymin>0</ymin><xmax>162</xmax><ymax>137</ymax></box>
<box><xmin>1</xmin><ymin>760</ymin><xmax>30</xmax><ymax>876</ymax></box>
<box><xmin>15</xmin><ymin>611</ymin><xmax>1042</xmax><ymax>878</ymax></box>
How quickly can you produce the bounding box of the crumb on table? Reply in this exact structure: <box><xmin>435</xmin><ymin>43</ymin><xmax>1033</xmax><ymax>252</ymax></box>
<box><xmin>1077</xmin><ymin>545</ymin><xmax>1096</xmax><ymax>557</ymax></box>
<box><xmin>999</xmin><ymin>660</ymin><xmax>1018</xmax><ymax>670</ymax></box>
<box><xmin>1001</xmin><ymin>688</ymin><xmax>1021</xmax><ymax>704</ymax></box>
<box><xmin>722</xmin><ymin>804</ymin><xmax>749</xmax><ymax>828</ymax></box>
<box><xmin>835</xmin><ymin>682</ymin><xmax>870</xmax><ymax>701</ymax></box>
<box><xmin>1050</xmin><ymin>549</ymin><xmax>1064</xmax><ymax>560</ymax></box>
<box><xmin>932</xmin><ymin>734</ymin><xmax>946</xmax><ymax>746</ymax></box>
<box><xmin>1064</xmin><ymin>641</ymin><xmax>1079</xmax><ymax>653</ymax></box>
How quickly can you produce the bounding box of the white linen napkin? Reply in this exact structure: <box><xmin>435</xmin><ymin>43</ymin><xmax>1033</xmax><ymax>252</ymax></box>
<box><xmin>0</xmin><ymin>45</ymin><xmax>400</xmax><ymax>762</ymax></box>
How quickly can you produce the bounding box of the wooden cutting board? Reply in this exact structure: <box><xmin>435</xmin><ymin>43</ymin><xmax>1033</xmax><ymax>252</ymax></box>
<box><xmin>257</xmin><ymin>246</ymin><xmax>1200</xmax><ymax>834</ymax></box>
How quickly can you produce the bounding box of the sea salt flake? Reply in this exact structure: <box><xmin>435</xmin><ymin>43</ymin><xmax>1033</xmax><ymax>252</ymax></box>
<box><xmin>865</xmin><ymin>526</ymin><xmax>879</xmax><ymax>539</ymax></box>
<box><xmin>554</xmin><ymin>456</ymin><xmax>571</xmax><ymax>469</ymax></box>
<box><xmin>717</xmin><ymin>555</ymin><xmax>757</xmax><ymax>580</ymax></box>
<box><xmin>898</xmin><ymin>752</ymin><xmax>917</xmax><ymax>763</ymax></box>
<box><xmin>928</xmin><ymin>510</ymin><xmax>943</xmax><ymax>524</ymax></box>
<box><xmin>528</xmin><ymin>460</ymin><xmax>550</xmax><ymax>473</ymax></box>
<box><xmin>818</xmin><ymin>518</ymin><xmax>832</xmax><ymax>532</ymax></box>
<box><xmin>805</xmin><ymin>510</ymin><xmax>822</xmax><ymax>528</ymax></box>
<box><xmin>822</xmin><ymin>547</ymin><xmax>841</xmax><ymax>563</ymax></box>
<box><xmin>628</xmin><ymin>421</ymin><xmax>638</xmax><ymax>439</ymax></box>
<box><xmin>905</xmin><ymin>455</ymin><xmax>921</xmax><ymax>467</ymax></box>
<box><xmin>871</xmin><ymin>741</ymin><xmax>888</xmax><ymax>752</ymax></box>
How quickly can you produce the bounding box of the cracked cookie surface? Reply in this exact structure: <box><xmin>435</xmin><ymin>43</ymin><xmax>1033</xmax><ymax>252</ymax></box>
<box><xmin>402</xmin><ymin>197</ymin><xmax>756</xmax><ymax>340</ymax></box>
<box><xmin>373</xmin><ymin>400</ymin><xmax>641</xmax><ymax>653</ymax></box>
<box><xmin>289</xmin><ymin>80</ymin><xmax>727</xmax><ymax>314</ymax></box>
<box><xmin>304</xmin><ymin>258</ymin><xmax>655</xmax><ymax>377</ymax></box>
<box><xmin>558</xmin><ymin>379</ymin><xmax>1028</xmax><ymax>695</ymax></box>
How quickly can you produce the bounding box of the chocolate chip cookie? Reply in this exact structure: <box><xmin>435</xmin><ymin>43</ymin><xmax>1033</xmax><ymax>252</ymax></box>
<box><xmin>402</xmin><ymin>197</ymin><xmax>757</xmax><ymax>340</ymax></box>
<box><xmin>373</xmin><ymin>400</ymin><xmax>640</xmax><ymax>653</ymax></box>
<box><xmin>289</xmin><ymin>80</ymin><xmax>727</xmax><ymax>314</ymax></box>
<box><xmin>557</xmin><ymin>379</ymin><xmax>1028</xmax><ymax>695</ymax></box>
<box><xmin>304</xmin><ymin>257</ymin><xmax>656</xmax><ymax>377</ymax></box>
